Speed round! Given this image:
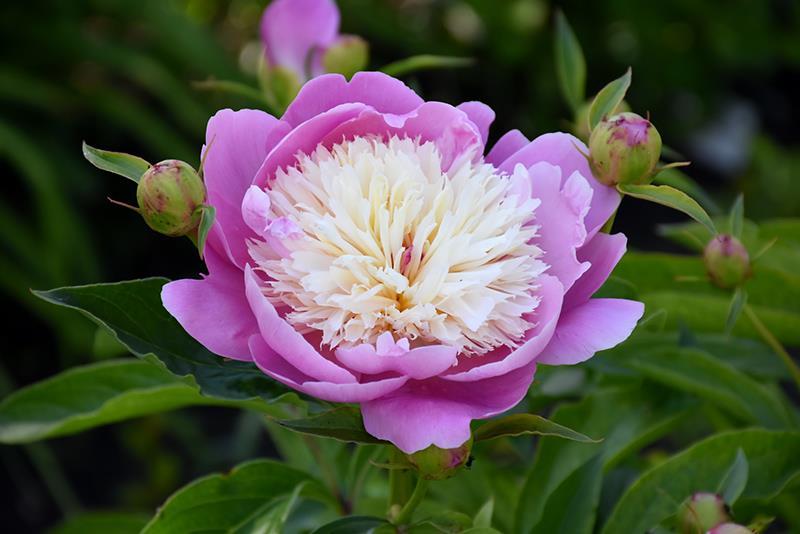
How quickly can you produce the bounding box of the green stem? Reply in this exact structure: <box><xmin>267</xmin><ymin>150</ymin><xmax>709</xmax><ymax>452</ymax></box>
<box><xmin>601</xmin><ymin>207</ymin><xmax>618</xmax><ymax>234</ymax></box>
<box><xmin>393</xmin><ymin>476</ymin><xmax>428</xmax><ymax>527</ymax></box>
<box><xmin>744</xmin><ymin>305</ymin><xmax>800</xmax><ymax>391</ymax></box>
<box><xmin>388</xmin><ymin>447</ymin><xmax>413</xmax><ymax>513</ymax></box>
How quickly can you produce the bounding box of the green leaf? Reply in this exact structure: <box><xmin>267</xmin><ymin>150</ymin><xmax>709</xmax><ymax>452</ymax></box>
<box><xmin>191</xmin><ymin>79</ymin><xmax>271</xmax><ymax>107</ymax></box>
<box><xmin>717</xmin><ymin>448</ymin><xmax>749</xmax><ymax>506</ymax></box>
<box><xmin>49</xmin><ymin>512</ymin><xmax>149</xmax><ymax>534</ymax></box>
<box><xmin>530</xmin><ymin>454</ymin><xmax>604</xmax><ymax>534</ymax></box>
<box><xmin>380</xmin><ymin>55</ymin><xmax>473</xmax><ymax>77</ymax></box>
<box><xmin>617</xmin><ymin>183</ymin><xmax>717</xmax><ymax>236</ymax></box>
<box><xmin>474</xmin><ymin>497</ymin><xmax>494</xmax><ymax>528</ymax></box>
<box><xmin>587</xmin><ymin>68</ymin><xmax>631</xmax><ymax>131</ymax></box>
<box><xmin>730</xmin><ymin>194</ymin><xmax>745</xmax><ymax>238</ymax></box>
<box><xmin>311</xmin><ymin>516</ymin><xmax>391</xmax><ymax>533</ymax></box>
<box><xmin>514</xmin><ymin>388</ymin><xmax>695</xmax><ymax>533</ymax></box>
<box><xmin>474</xmin><ymin>413</ymin><xmax>599</xmax><ymax>443</ymax></box>
<box><xmin>653</xmin><ymin>167</ymin><xmax>722</xmax><ymax>216</ymax></box>
<box><xmin>278</xmin><ymin>406</ymin><xmax>384</xmax><ymax>444</ymax></box>
<box><xmin>601</xmin><ymin>430</ymin><xmax>800</xmax><ymax>534</ymax></box>
<box><xmin>34</xmin><ymin>279</ymin><xmax>298</xmax><ymax>406</ymax></box>
<box><xmin>0</xmin><ymin>359</ymin><xmax>280</xmax><ymax>444</ymax></box>
<box><xmin>229</xmin><ymin>481</ymin><xmax>307</xmax><ymax>534</ymax></box>
<box><xmin>726</xmin><ymin>287</ymin><xmax>748</xmax><ymax>335</ymax></box>
<box><xmin>142</xmin><ymin>460</ymin><xmax>320</xmax><ymax>533</ymax></box>
<box><xmin>554</xmin><ymin>10</ymin><xmax>586</xmax><ymax>113</ymax></box>
<box><xmin>195</xmin><ymin>204</ymin><xmax>215</xmax><ymax>258</ymax></box>
<box><xmin>82</xmin><ymin>142</ymin><xmax>150</xmax><ymax>183</ymax></box>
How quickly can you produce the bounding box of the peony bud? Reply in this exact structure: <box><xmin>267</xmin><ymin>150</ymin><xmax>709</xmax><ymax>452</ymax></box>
<box><xmin>136</xmin><ymin>160</ymin><xmax>206</xmax><ymax>237</ymax></box>
<box><xmin>704</xmin><ymin>234</ymin><xmax>752</xmax><ymax>289</ymax></box>
<box><xmin>267</xmin><ymin>66</ymin><xmax>303</xmax><ymax>112</ymax></box>
<box><xmin>322</xmin><ymin>35</ymin><xmax>369</xmax><ymax>79</ymax></box>
<box><xmin>589</xmin><ymin>112</ymin><xmax>662</xmax><ymax>186</ymax></box>
<box><xmin>709</xmin><ymin>523</ymin><xmax>753</xmax><ymax>534</ymax></box>
<box><xmin>406</xmin><ymin>438</ymin><xmax>473</xmax><ymax>480</ymax></box>
<box><xmin>678</xmin><ymin>492</ymin><xmax>729</xmax><ymax>534</ymax></box>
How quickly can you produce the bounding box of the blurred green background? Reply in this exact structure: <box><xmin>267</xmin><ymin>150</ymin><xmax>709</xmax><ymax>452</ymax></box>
<box><xmin>1</xmin><ymin>0</ymin><xmax>798</xmax><ymax>531</ymax></box>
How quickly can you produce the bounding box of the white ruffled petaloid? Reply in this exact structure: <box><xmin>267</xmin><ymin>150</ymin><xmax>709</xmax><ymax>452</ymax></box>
<box><xmin>248</xmin><ymin>136</ymin><xmax>548</xmax><ymax>355</ymax></box>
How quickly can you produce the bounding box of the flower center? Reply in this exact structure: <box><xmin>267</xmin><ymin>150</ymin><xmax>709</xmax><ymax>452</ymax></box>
<box><xmin>249</xmin><ymin>136</ymin><xmax>547</xmax><ymax>354</ymax></box>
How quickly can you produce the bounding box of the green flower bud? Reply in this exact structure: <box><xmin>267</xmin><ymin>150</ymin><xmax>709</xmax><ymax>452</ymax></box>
<box><xmin>703</xmin><ymin>234</ymin><xmax>752</xmax><ymax>289</ymax></box>
<box><xmin>267</xmin><ymin>66</ymin><xmax>302</xmax><ymax>112</ymax></box>
<box><xmin>322</xmin><ymin>36</ymin><xmax>369</xmax><ymax>79</ymax></box>
<box><xmin>136</xmin><ymin>160</ymin><xmax>205</xmax><ymax>237</ymax></box>
<box><xmin>589</xmin><ymin>112</ymin><xmax>662</xmax><ymax>186</ymax></box>
<box><xmin>709</xmin><ymin>524</ymin><xmax>753</xmax><ymax>534</ymax></box>
<box><xmin>678</xmin><ymin>492</ymin><xmax>729</xmax><ymax>533</ymax></box>
<box><xmin>406</xmin><ymin>438</ymin><xmax>473</xmax><ymax>480</ymax></box>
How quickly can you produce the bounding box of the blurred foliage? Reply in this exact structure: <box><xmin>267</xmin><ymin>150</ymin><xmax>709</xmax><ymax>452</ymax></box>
<box><xmin>0</xmin><ymin>0</ymin><xmax>799</xmax><ymax>532</ymax></box>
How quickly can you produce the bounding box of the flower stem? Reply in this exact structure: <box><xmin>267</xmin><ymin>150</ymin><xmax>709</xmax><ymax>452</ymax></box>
<box><xmin>601</xmin><ymin>208</ymin><xmax>618</xmax><ymax>233</ymax></box>
<box><xmin>744</xmin><ymin>305</ymin><xmax>800</xmax><ymax>391</ymax></box>
<box><xmin>388</xmin><ymin>447</ymin><xmax>413</xmax><ymax>512</ymax></box>
<box><xmin>393</xmin><ymin>475</ymin><xmax>428</xmax><ymax>527</ymax></box>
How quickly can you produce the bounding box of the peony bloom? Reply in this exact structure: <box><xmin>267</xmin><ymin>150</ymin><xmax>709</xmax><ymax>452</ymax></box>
<box><xmin>162</xmin><ymin>72</ymin><xmax>644</xmax><ymax>453</ymax></box>
<box><xmin>260</xmin><ymin>0</ymin><xmax>364</xmax><ymax>83</ymax></box>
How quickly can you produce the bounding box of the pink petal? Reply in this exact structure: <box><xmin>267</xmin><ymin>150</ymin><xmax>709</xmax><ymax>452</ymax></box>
<box><xmin>161</xmin><ymin>246</ymin><xmax>257</xmax><ymax>361</ymax></box>
<box><xmin>498</xmin><ymin>132</ymin><xmax>620</xmax><ymax>236</ymax></box>
<box><xmin>537</xmin><ymin>298</ymin><xmax>645</xmax><ymax>365</ymax></box>
<box><xmin>565</xmin><ymin>232</ymin><xmax>627</xmax><ymax>310</ymax></box>
<box><xmin>442</xmin><ymin>274</ymin><xmax>563</xmax><ymax>382</ymax></box>
<box><xmin>243</xmin><ymin>265</ymin><xmax>357</xmax><ymax>384</ymax></box>
<box><xmin>335</xmin><ymin>342</ymin><xmax>458</xmax><ymax>380</ymax></box>
<box><xmin>528</xmin><ymin>162</ymin><xmax>592</xmax><ymax>292</ymax></box>
<box><xmin>456</xmin><ymin>101</ymin><xmax>495</xmax><ymax>145</ymax></box>
<box><xmin>204</xmin><ymin>109</ymin><xmax>282</xmax><ymax>268</ymax></box>
<box><xmin>361</xmin><ymin>360</ymin><xmax>538</xmax><ymax>453</ymax></box>
<box><xmin>260</xmin><ymin>0</ymin><xmax>340</xmax><ymax>81</ymax></box>
<box><xmin>486</xmin><ymin>129</ymin><xmax>529</xmax><ymax>166</ymax></box>
<box><xmin>281</xmin><ymin>72</ymin><xmax>424</xmax><ymax>128</ymax></box>
<box><xmin>249</xmin><ymin>336</ymin><xmax>408</xmax><ymax>402</ymax></box>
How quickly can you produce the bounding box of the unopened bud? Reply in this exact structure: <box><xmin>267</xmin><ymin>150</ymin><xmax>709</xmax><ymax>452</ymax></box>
<box><xmin>136</xmin><ymin>160</ymin><xmax>205</xmax><ymax>237</ymax></box>
<box><xmin>406</xmin><ymin>438</ymin><xmax>472</xmax><ymax>480</ymax></box>
<box><xmin>267</xmin><ymin>66</ymin><xmax>302</xmax><ymax>112</ymax></box>
<box><xmin>323</xmin><ymin>35</ymin><xmax>369</xmax><ymax>79</ymax></box>
<box><xmin>589</xmin><ymin>112</ymin><xmax>662</xmax><ymax>186</ymax></box>
<box><xmin>678</xmin><ymin>492</ymin><xmax>729</xmax><ymax>534</ymax></box>
<box><xmin>709</xmin><ymin>523</ymin><xmax>753</xmax><ymax>534</ymax></box>
<box><xmin>704</xmin><ymin>234</ymin><xmax>751</xmax><ymax>289</ymax></box>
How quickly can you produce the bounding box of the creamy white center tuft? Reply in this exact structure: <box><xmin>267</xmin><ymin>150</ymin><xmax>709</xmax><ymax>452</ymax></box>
<box><xmin>249</xmin><ymin>136</ymin><xmax>547</xmax><ymax>355</ymax></box>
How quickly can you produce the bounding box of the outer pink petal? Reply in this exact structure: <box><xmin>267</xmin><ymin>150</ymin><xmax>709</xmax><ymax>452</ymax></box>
<box><xmin>565</xmin><ymin>232</ymin><xmax>627</xmax><ymax>310</ymax></box>
<box><xmin>537</xmin><ymin>298</ymin><xmax>644</xmax><ymax>365</ymax></box>
<box><xmin>442</xmin><ymin>274</ymin><xmax>563</xmax><ymax>382</ymax></box>
<box><xmin>161</xmin><ymin>246</ymin><xmax>257</xmax><ymax>361</ymax></box>
<box><xmin>281</xmin><ymin>72</ymin><xmax>424</xmax><ymax>128</ymax></box>
<box><xmin>498</xmin><ymin>132</ymin><xmax>620</xmax><ymax>236</ymax></box>
<box><xmin>361</xmin><ymin>360</ymin><xmax>538</xmax><ymax>453</ymax></box>
<box><xmin>204</xmin><ymin>109</ymin><xmax>282</xmax><ymax>267</ymax></box>
<box><xmin>456</xmin><ymin>101</ymin><xmax>495</xmax><ymax>145</ymax></box>
<box><xmin>486</xmin><ymin>129</ymin><xmax>529</xmax><ymax>166</ymax></box>
<box><xmin>335</xmin><ymin>343</ymin><xmax>458</xmax><ymax>380</ymax></box>
<box><xmin>260</xmin><ymin>0</ymin><xmax>340</xmax><ymax>80</ymax></box>
<box><xmin>528</xmin><ymin>162</ymin><xmax>592</xmax><ymax>292</ymax></box>
<box><xmin>243</xmin><ymin>265</ymin><xmax>357</xmax><ymax>384</ymax></box>
<box><xmin>249</xmin><ymin>336</ymin><xmax>408</xmax><ymax>402</ymax></box>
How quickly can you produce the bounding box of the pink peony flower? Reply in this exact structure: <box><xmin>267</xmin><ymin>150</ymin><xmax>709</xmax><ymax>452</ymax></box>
<box><xmin>162</xmin><ymin>72</ymin><xmax>644</xmax><ymax>453</ymax></box>
<box><xmin>260</xmin><ymin>0</ymin><xmax>356</xmax><ymax>82</ymax></box>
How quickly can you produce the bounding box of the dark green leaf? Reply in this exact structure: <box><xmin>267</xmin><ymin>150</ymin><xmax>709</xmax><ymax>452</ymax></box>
<box><xmin>0</xmin><ymin>359</ymin><xmax>278</xmax><ymax>444</ymax></box>
<box><xmin>82</xmin><ymin>142</ymin><xmax>150</xmax><ymax>183</ymax></box>
<box><xmin>588</xmin><ymin>68</ymin><xmax>631</xmax><ymax>130</ymax></box>
<box><xmin>195</xmin><ymin>204</ymin><xmax>215</xmax><ymax>258</ymax></box>
<box><xmin>142</xmin><ymin>460</ymin><xmax>319</xmax><ymax>533</ymax></box>
<box><xmin>601</xmin><ymin>430</ymin><xmax>800</xmax><ymax>533</ymax></box>
<box><xmin>34</xmin><ymin>279</ymin><xmax>299</xmax><ymax>406</ymax></box>
<box><xmin>474</xmin><ymin>498</ymin><xmax>494</xmax><ymax>528</ymax></box>
<box><xmin>49</xmin><ymin>512</ymin><xmax>149</xmax><ymax>534</ymax></box>
<box><xmin>474</xmin><ymin>413</ymin><xmax>598</xmax><ymax>443</ymax></box>
<box><xmin>278</xmin><ymin>406</ymin><xmax>385</xmax><ymax>444</ymax></box>
<box><xmin>730</xmin><ymin>194</ymin><xmax>745</xmax><ymax>238</ymax></box>
<box><xmin>617</xmin><ymin>183</ymin><xmax>717</xmax><ymax>236</ymax></box>
<box><xmin>380</xmin><ymin>55</ymin><xmax>473</xmax><ymax>77</ymax></box>
<box><xmin>229</xmin><ymin>481</ymin><xmax>307</xmax><ymax>534</ymax></box>
<box><xmin>726</xmin><ymin>288</ymin><xmax>748</xmax><ymax>335</ymax></box>
<box><xmin>717</xmin><ymin>448</ymin><xmax>749</xmax><ymax>506</ymax></box>
<box><xmin>311</xmin><ymin>516</ymin><xmax>391</xmax><ymax>534</ymax></box>
<box><xmin>554</xmin><ymin>11</ymin><xmax>586</xmax><ymax>113</ymax></box>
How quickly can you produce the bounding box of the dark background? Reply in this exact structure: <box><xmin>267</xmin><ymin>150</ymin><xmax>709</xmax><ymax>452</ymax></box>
<box><xmin>1</xmin><ymin>0</ymin><xmax>798</xmax><ymax>531</ymax></box>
